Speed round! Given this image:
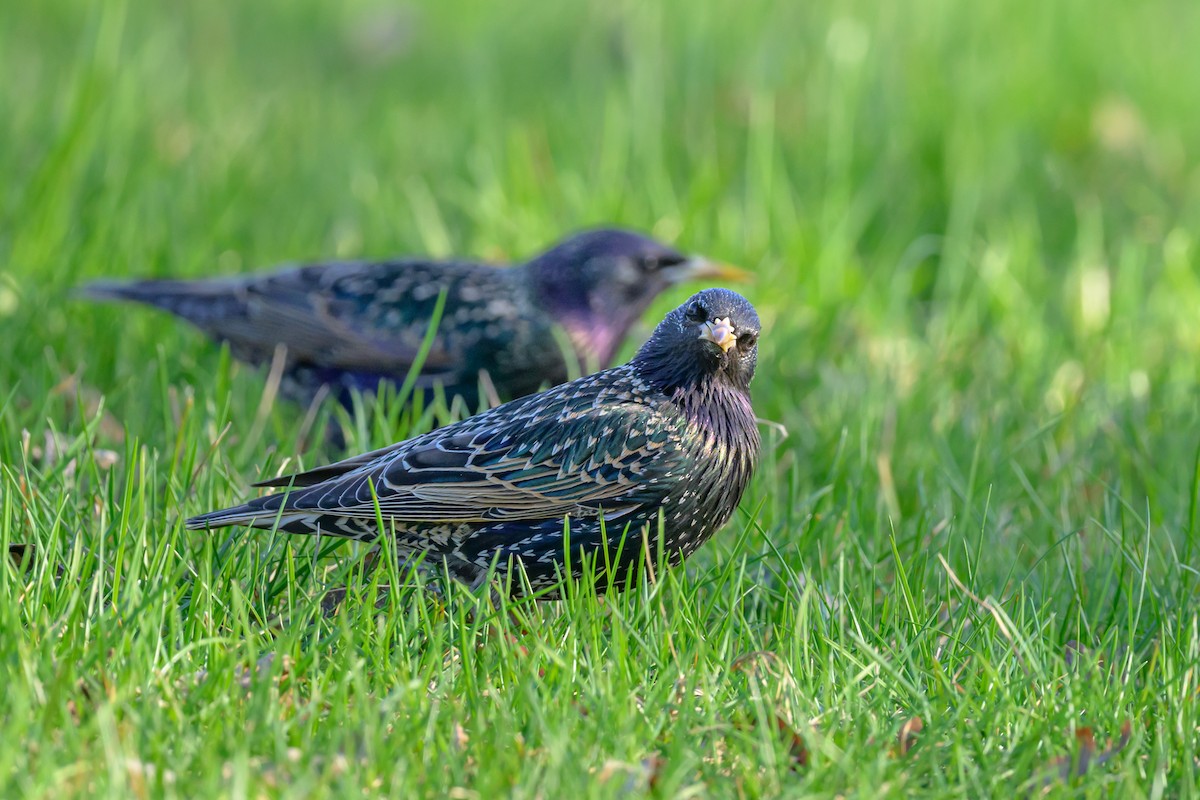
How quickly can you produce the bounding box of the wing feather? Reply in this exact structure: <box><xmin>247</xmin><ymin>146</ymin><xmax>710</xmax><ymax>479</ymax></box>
<box><xmin>232</xmin><ymin>262</ymin><xmax>461</xmax><ymax>371</ymax></box>
<box><xmin>260</xmin><ymin>372</ymin><xmax>683</xmax><ymax>524</ymax></box>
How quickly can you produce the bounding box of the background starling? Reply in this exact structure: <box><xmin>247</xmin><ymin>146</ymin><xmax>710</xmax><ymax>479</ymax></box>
<box><xmin>83</xmin><ymin>229</ymin><xmax>748</xmax><ymax>416</ymax></box>
<box><xmin>187</xmin><ymin>288</ymin><xmax>762</xmax><ymax>596</ymax></box>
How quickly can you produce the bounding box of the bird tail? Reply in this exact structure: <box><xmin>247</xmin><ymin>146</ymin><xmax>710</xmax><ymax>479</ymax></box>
<box><xmin>186</xmin><ymin>498</ymin><xmax>324</xmax><ymax>535</ymax></box>
<box><xmin>186</xmin><ymin>500</ymin><xmax>372</xmax><ymax>540</ymax></box>
<box><xmin>185</xmin><ymin>501</ymin><xmax>283</xmax><ymax>531</ymax></box>
<box><xmin>78</xmin><ymin>278</ymin><xmax>250</xmax><ymax>328</ymax></box>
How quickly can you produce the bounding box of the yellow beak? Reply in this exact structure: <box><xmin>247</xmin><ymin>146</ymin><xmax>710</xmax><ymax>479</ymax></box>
<box><xmin>698</xmin><ymin>317</ymin><xmax>738</xmax><ymax>353</ymax></box>
<box><xmin>673</xmin><ymin>257</ymin><xmax>753</xmax><ymax>284</ymax></box>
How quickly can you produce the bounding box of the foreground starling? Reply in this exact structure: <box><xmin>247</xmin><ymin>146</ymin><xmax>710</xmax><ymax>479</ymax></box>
<box><xmin>83</xmin><ymin>229</ymin><xmax>747</xmax><ymax>415</ymax></box>
<box><xmin>187</xmin><ymin>288</ymin><xmax>762</xmax><ymax>596</ymax></box>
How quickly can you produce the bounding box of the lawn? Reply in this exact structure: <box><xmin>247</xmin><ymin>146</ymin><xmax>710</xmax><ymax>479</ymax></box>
<box><xmin>2</xmin><ymin>0</ymin><xmax>1198</xmax><ymax>796</ymax></box>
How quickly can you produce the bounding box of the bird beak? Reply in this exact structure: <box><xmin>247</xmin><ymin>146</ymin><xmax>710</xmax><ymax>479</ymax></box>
<box><xmin>670</xmin><ymin>257</ymin><xmax>753</xmax><ymax>284</ymax></box>
<box><xmin>698</xmin><ymin>317</ymin><xmax>738</xmax><ymax>353</ymax></box>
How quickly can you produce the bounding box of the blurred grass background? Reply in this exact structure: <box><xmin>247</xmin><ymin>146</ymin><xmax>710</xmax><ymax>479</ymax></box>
<box><xmin>1</xmin><ymin>0</ymin><xmax>1198</xmax><ymax>796</ymax></box>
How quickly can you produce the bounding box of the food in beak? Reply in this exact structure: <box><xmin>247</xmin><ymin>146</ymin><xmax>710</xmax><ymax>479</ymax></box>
<box><xmin>698</xmin><ymin>316</ymin><xmax>737</xmax><ymax>353</ymax></box>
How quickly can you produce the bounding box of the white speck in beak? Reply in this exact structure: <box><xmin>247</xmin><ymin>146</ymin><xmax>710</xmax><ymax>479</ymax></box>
<box><xmin>698</xmin><ymin>317</ymin><xmax>737</xmax><ymax>353</ymax></box>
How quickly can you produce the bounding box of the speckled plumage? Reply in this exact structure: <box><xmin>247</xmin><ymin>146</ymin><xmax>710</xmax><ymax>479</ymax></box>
<box><xmin>83</xmin><ymin>229</ymin><xmax>746</xmax><ymax>414</ymax></box>
<box><xmin>187</xmin><ymin>288</ymin><xmax>762</xmax><ymax>597</ymax></box>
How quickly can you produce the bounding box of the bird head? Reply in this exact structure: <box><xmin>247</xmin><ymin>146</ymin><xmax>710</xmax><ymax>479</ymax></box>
<box><xmin>634</xmin><ymin>288</ymin><xmax>761</xmax><ymax>393</ymax></box>
<box><xmin>527</xmin><ymin>229</ymin><xmax>750</xmax><ymax>366</ymax></box>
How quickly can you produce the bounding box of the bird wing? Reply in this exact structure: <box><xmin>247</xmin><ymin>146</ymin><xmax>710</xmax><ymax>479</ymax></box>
<box><xmin>212</xmin><ymin>260</ymin><xmax>497</xmax><ymax>376</ymax></box>
<box><xmin>251</xmin><ymin>380</ymin><xmax>684</xmax><ymax>524</ymax></box>
<box><xmin>84</xmin><ymin>263</ymin><xmax>470</xmax><ymax>375</ymax></box>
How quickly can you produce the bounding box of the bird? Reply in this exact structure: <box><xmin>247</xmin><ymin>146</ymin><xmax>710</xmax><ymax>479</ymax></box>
<box><xmin>82</xmin><ymin>229</ymin><xmax>749</xmax><ymax>419</ymax></box>
<box><xmin>186</xmin><ymin>288</ymin><xmax>763</xmax><ymax>597</ymax></box>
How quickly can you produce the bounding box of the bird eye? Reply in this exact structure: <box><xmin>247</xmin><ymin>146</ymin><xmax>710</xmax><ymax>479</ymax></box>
<box><xmin>646</xmin><ymin>254</ymin><xmax>687</xmax><ymax>271</ymax></box>
<box><xmin>739</xmin><ymin>331</ymin><xmax>759</xmax><ymax>349</ymax></box>
<box><xmin>684</xmin><ymin>302</ymin><xmax>708</xmax><ymax>322</ymax></box>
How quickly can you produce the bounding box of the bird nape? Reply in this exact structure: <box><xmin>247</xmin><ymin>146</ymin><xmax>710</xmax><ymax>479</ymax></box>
<box><xmin>187</xmin><ymin>288</ymin><xmax>763</xmax><ymax>599</ymax></box>
<box><xmin>81</xmin><ymin>229</ymin><xmax>750</xmax><ymax>430</ymax></box>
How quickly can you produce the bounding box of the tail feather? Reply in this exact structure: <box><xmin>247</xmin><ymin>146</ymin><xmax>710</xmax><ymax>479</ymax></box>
<box><xmin>186</xmin><ymin>502</ymin><xmax>376</xmax><ymax>541</ymax></box>
<box><xmin>186</xmin><ymin>484</ymin><xmax>332</xmax><ymax>535</ymax></box>
<box><xmin>185</xmin><ymin>502</ymin><xmax>282</xmax><ymax>531</ymax></box>
<box><xmin>79</xmin><ymin>278</ymin><xmax>250</xmax><ymax>327</ymax></box>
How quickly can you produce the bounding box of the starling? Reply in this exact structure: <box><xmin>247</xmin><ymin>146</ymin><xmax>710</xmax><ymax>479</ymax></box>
<box><xmin>82</xmin><ymin>229</ymin><xmax>748</xmax><ymax>415</ymax></box>
<box><xmin>187</xmin><ymin>288</ymin><xmax>762</xmax><ymax>596</ymax></box>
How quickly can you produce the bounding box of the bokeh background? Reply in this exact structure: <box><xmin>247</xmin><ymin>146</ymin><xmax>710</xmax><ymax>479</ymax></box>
<box><xmin>2</xmin><ymin>0</ymin><xmax>1199</xmax><ymax>794</ymax></box>
<box><xmin>6</xmin><ymin>0</ymin><xmax>1200</xmax><ymax>446</ymax></box>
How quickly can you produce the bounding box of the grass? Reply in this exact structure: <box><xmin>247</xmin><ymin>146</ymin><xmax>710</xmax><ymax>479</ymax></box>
<box><xmin>2</xmin><ymin>0</ymin><xmax>1199</xmax><ymax>795</ymax></box>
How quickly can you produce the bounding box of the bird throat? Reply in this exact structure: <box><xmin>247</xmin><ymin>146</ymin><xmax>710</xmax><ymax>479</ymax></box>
<box><xmin>670</xmin><ymin>376</ymin><xmax>755</xmax><ymax>440</ymax></box>
<box><xmin>558</xmin><ymin>316</ymin><xmax>624</xmax><ymax>373</ymax></box>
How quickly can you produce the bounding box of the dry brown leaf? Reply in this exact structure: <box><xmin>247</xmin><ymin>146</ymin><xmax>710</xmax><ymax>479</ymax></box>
<box><xmin>624</xmin><ymin>754</ymin><xmax>664</xmax><ymax>793</ymax></box>
<box><xmin>8</xmin><ymin>543</ymin><xmax>34</xmax><ymax>571</ymax></box>
<box><xmin>896</xmin><ymin>715</ymin><xmax>923</xmax><ymax>756</ymax></box>
<box><xmin>774</xmin><ymin>714</ymin><xmax>810</xmax><ymax>770</ymax></box>
<box><xmin>1032</xmin><ymin>721</ymin><xmax>1132</xmax><ymax>792</ymax></box>
<box><xmin>452</xmin><ymin>722</ymin><xmax>470</xmax><ymax>751</ymax></box>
